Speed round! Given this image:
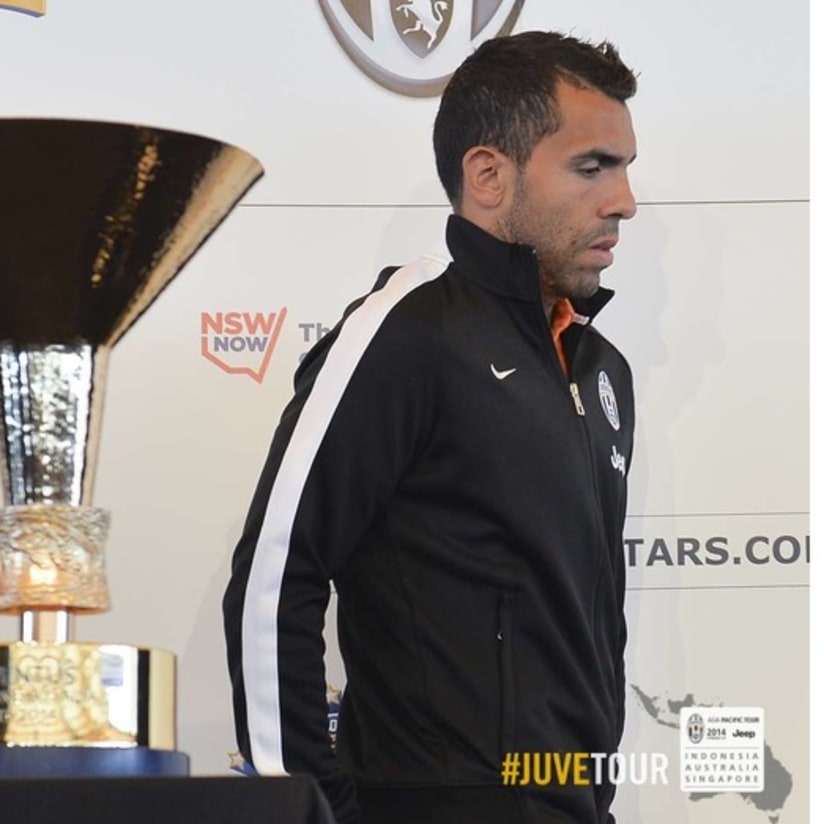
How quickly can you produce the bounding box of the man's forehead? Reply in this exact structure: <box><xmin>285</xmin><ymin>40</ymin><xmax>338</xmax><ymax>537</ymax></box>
<box><xmin>549</xmin><ymin>83</ymin><xmax>637</xmax><ymax>158</ymax></box>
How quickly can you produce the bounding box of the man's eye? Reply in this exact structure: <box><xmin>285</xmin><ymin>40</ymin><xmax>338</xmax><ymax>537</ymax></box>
<box><xmin>579</xmin><ymin>166</ymin><xmax>601</xmax><ymax>177</ymax></box>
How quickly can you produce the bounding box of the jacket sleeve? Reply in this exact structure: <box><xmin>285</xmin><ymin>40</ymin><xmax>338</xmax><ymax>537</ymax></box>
<box><xmin>222</xmin><ymin>258</ymin><xmax>445</xmax><ymax>823</ymax></box>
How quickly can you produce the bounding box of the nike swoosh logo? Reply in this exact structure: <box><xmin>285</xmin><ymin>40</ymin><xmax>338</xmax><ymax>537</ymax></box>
<box><xmin>490</xmin><ymin>364</ymin><xmax>517</xmax><ymax>380</ymax></box>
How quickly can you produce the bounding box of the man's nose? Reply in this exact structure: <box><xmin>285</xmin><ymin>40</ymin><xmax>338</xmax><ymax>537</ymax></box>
<box><xmin>604</xmin><ymin>172</ymin><xmax>637</xmax><ymax>220</ymax></box>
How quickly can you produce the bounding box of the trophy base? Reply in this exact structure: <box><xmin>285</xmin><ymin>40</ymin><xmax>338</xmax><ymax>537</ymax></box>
<box><xmin>0</xmin><ymin>744</ymin><xmax>189</xmax><ymax>776</ymax></box>
<box><xmin>0</xmin><ymin>641</ymin><xmax>180</xmax><ymax>761</ymax></box>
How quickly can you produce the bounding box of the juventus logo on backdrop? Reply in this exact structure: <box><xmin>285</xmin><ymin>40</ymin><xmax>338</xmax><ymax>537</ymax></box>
<box><xmin>318</xmin><ymin>0</ymin><xmax>525</xmax><ymax>96</ymax></box>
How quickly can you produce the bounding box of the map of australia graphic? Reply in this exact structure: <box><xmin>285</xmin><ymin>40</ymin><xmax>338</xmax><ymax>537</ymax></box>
<box><xmin>630</xmin><ymin>685</ymin><xmax>793</xmax><ymax>823</ymax></box>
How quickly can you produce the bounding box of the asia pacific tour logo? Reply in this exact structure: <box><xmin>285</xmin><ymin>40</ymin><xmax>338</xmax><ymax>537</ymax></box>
<box><xmin>200</xmin><ymin>310</ymin><xmax>288</xmax><ymax>384</ymax></box>
<box><xmin>318</xmin><ymin>0</ymin><xmax>525</xmax><ymax>96</ymax></box>
<box><xmin>0</xmin><ymin>0</ymin><xmax>45</xmax><ymax>15</ymax></box>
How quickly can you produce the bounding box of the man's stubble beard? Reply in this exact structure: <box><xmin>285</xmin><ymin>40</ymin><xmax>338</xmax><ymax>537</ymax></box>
<box><xmin>498</xmin><ymin>181</ymin><xmax>602</xmax><ymax>304</ymax></box>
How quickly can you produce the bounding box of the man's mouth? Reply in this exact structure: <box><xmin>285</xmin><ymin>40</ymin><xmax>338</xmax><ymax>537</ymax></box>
<box><xmin>585</xmin><ymin>238</ymin><xmax>618</xmax><ymax>268</ymax></box>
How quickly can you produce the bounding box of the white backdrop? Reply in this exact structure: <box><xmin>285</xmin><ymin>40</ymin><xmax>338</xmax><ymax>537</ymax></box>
<box><xmin>0</xmin><ymin>2</ymin><xmax>808</xmax><ymax>822</ymax></box>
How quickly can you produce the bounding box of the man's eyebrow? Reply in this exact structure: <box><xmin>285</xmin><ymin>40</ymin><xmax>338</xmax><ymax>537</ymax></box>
<box><xmin>571</xmin><ymin>150</ymin><xmax>637</xmax><ymax>167</ymax></box>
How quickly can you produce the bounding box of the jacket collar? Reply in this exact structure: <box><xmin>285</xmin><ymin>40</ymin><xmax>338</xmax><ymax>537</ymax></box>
<box><xmin>445</xmin><ymin>213</ymin><xmax>614</xmax><ymax>322</ymax></box>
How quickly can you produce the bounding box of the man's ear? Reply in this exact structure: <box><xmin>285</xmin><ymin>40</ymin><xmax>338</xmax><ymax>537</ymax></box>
<box><xmin>460</xmin><ymin>146</ymin><xmax>513</xmax><ymax>212</ymax></box>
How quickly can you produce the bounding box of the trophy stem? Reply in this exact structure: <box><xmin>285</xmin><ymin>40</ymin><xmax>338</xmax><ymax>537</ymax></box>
<box><xmin>20</xmin><ymin>608</ymin><xmax>74</xmax><ymax>643</ymax></box>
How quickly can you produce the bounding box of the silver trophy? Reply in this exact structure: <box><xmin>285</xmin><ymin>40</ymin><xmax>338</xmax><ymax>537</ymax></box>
<box><xmin>0</xmin><ymin>118</ymin><xmax>262</xmax><ymax>767</ymax></box>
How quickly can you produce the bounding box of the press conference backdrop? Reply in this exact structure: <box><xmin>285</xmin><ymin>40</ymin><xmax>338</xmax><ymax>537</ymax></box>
<box><xmin>0</xmin><ymin>2</ymin><xmax>808</xmax><ymax>822</ymax></box>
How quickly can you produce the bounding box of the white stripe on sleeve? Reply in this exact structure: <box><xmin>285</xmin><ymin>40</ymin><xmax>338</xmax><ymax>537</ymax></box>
<box><xmin>241</xmin><ymin>255</ymin><xmax>449</xmax><ymax>774</ymax></box>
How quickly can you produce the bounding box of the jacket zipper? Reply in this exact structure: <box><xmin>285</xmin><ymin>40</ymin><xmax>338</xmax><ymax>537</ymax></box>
<box><xmin>537</xmin><ymin>306</ymin><xmax>607</xmax><ymax>629</ymax></box>
<box><xmin>543</xmin><ymin>304</ymin><xmax>619</xmax><ymax>748</ymax></box>
<box><xmin>565</xmin><ymin>362</ymin><xmax>610</xmax><ymax>635</ymax></box>
<box><xmin>569</xmin><ymin>382</ymin><xmax>585</xmax><ymax>416</ymax></box>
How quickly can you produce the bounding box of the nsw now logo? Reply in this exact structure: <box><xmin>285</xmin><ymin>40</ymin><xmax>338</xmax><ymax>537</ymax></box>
<box><xmin>200</xmin><ymin>310</ymin><xmax>287</xmax><ymax>384</ymax></box>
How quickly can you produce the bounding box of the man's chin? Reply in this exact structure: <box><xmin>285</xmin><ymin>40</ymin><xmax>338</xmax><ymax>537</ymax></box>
<box><xmin>558</xmin><ymin>271</ymin><xmax>601</xmax><ymax>300</ymax></box>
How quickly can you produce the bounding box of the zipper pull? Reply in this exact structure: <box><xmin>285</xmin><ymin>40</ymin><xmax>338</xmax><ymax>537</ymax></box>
<box><xmin>570</xmin><ymin>382</ymin><xmax>585</xmax><ymax>416</ymax></box>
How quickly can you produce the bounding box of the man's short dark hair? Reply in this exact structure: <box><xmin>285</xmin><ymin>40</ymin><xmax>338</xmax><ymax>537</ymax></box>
<box><xmin>433</xmin><ymin>30</ymin><xmax>638</xmax><ymax>206</ymax></box>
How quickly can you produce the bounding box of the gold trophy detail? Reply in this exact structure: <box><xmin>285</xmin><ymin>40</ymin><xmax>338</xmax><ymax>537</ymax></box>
<box><xmin>0</xmin><ymin>118</ymin><xmax>263</xmax><ymax>773</ymax></box>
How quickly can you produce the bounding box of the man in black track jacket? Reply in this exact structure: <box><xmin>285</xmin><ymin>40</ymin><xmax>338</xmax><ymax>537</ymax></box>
<box><xmin>224</xmin><ymin>30</ymin><xmax>639</xmax><ymax>824</ymax></box>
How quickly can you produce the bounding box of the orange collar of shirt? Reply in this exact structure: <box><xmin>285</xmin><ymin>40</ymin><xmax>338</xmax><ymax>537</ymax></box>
<box><xmin>550</xmin><ymin>298</ymin><xmax>575</xmax><ymax>377</ymax></box>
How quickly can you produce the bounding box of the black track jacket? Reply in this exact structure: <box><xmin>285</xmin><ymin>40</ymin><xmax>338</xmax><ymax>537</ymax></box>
<box><xmin>223</xmin><ymin>215</ymin><xmax>635</xmax><ymax>824</ymax></box>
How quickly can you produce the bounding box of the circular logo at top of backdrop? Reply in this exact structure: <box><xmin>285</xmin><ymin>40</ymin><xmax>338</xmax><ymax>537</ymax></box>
<box><xmin>318</xmin><ymin>0</ymin><xmax>525</xmax><ymax>97</ymax></box>
<box><xmin>598</xmin><ymin>370</ymin><xmax>621</xmax><ymax>432</ymax></box>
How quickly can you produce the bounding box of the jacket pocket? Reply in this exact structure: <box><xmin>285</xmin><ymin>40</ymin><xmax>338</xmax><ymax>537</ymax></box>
<box><xmin>497</xmin><ymin>591</ymin><xmax>517</xmax><ymax>754</ymax></box>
